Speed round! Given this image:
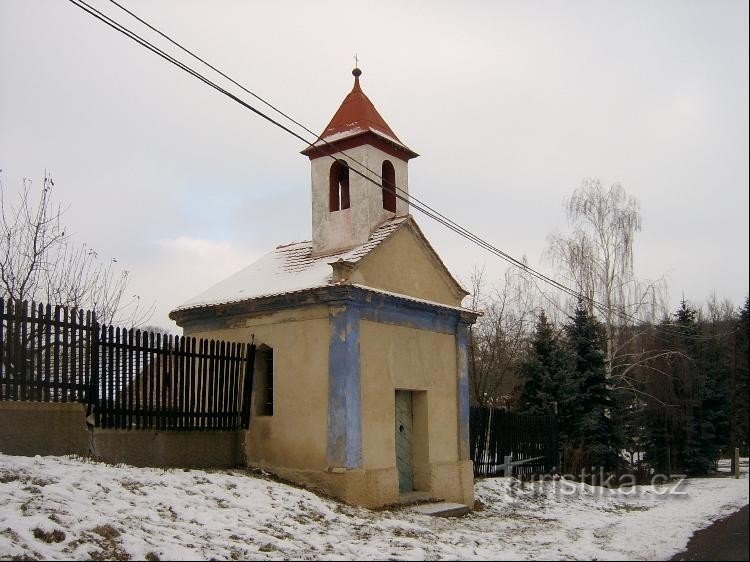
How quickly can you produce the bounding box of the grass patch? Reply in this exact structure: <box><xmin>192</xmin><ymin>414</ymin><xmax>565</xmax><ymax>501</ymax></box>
<box><xmin>118</xmin><ymin>479</ymin><xmax>144</xmax><ymax>493</ymax></box>
<box><xmin>30</xmin><ymin>477</ymin><xmax>56</xmax><ymax>487</ymax></box>
<box><xmin>32</xmin><ymin>527</ymin><xmax>65</xmax><ymax>543</ymax></box>
<box><xmin>0</xmin><ymin>470</ymin><xmax>22</xmax><ymax>484</ymax></box>
<box><xmin>92</xmin><ymin>525</ymin><xmax>120</xmax><ymax>540</ymax></box>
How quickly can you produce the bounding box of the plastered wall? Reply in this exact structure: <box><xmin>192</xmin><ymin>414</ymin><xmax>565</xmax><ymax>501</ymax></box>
<box><xmin>183</xmin><ymin>306</ymin><xmax>331</xmax><ymax>472</ymax></box>
<box><xmin>0</xmin><ymin>401</ymin><xmax>89</xmax><ymax>457</ymax></box>
<box><xmin>350</xmin><ymin>225</ymin><xmax>464</xmax><ymax>307</ymax></box>
<box><xmin>91</xmin><ymin>429</ymin><xmax>244</xmax><ymax>468</ymax></box>
<box><xmin>0</xmin><ymin>401</ymin><xmax>245</xmax><ymax>469</ymax></box>
<box><xmin>310</xmin><ymin>144</ymin><xmax>409</xmax><ymax>256</ymax></box>
<box><xmin>359</xmin><ymin>320</ymin><xmax>460</xmax><ymax>470</ymax></box>
<box><xmin>177</xmin><ymin>297</ymin><xmax>474</xmax><ymax>507</ymax></box>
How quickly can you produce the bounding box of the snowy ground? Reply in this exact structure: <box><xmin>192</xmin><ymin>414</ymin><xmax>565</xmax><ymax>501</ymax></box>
<box><xmin>0</xmin><ymin>454</ymin><xmax>747</xmax><ymax>561</ymax></box>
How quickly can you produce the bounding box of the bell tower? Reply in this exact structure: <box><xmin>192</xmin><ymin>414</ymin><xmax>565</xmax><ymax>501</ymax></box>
<box><xmin>302</xmin><ymin>68</ymin><xmax>418</xmax><ymax>256</ymax></box>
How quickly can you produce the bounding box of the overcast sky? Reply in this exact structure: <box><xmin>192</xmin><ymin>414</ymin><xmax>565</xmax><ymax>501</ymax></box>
<box><xmin>1</xmin><ymin>0</ymin><xmax>748</xmax><ymax>330</ymax></box>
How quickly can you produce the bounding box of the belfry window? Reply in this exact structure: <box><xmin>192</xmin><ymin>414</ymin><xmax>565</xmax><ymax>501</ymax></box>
<box><xmin>329</xmin><ymin>160</ymin><xmax>350</xmax><ymax>212</ymax></box>
<box><xmin>381</xmin><ymin>160</ymin><xmax>396</xmax><ymax>213</ymax></box>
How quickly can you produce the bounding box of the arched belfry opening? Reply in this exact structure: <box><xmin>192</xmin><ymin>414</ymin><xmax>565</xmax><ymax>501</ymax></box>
<box><xmin>329</xmin><ymin>159</ymin><xmax>350</xmax><ymax>212</ymax></box>
<box><xmin>382</xmin><ymin>160</ymin><xmax>397</xmax><ymax>213</ymax></box>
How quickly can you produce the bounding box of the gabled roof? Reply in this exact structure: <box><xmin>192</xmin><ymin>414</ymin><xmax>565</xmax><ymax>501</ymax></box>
<box><xmin>301</xmin><ymin>69</ymin><xmax>418</xmax><ymax>160</ymax></box>
<box><xmin>171</xmin><ymin>217</ymin><xmax>408</xmax><ymax>314</ymax></box>
<box><xmin>361</xmin><ymin>216</ymin><xmax>470</xmax><ymax>301</ymax></box>
<box><xmin>170</xmin><ymin>215</ymin><xmax>470</xmax><ymax>316</ymax></box>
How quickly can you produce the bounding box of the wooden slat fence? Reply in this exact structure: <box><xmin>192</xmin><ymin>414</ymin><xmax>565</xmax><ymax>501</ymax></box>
<box><xmin>470</xmin><ymin>406</ymin><xmax>559</xmax><ymax>479</ymax></box>
<box><xmin>1</xmin><ymin>298</ymin><xmax>255</xmax><ymax>431</ymax></box>
<box><xmin>0</xmin><ymin>299</ymin><xmax>92</xmax><ymax>403</ymax></box>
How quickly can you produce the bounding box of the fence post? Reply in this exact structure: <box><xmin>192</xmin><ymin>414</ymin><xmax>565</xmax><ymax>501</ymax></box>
<box><xmin>86</xmin><ymin>314</ymin><xmax>100</xmax><ymax>426</ymax></box>
<box><xmin>734</xmin><ymin>447</ymin><xmax>740</xmax><ymax>479</ymax></box>
<box><xmin>8</xmin><ymin>300</ymin><xmax>16</xmax><ymax>401</ymax></box>
<box><xmin>0</xmin><ymin>298</ymin><xmax>4</xmax><ymax>400</ymax></box>
<box><xmin>240</xmin><ymin>343</ymin><xmax>256</xmax><ymax>430</ymax></box>
<box><xmin>503</xmin><ymin>454</ymin><xmax>513</xmax><ymax>478</ymax></box>
<box><xmin>20</xmin><ymin>301</ymin><xmax>29</xmax><ymax>402</ymax></box>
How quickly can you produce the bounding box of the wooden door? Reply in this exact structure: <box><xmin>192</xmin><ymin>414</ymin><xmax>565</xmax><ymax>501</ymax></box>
<box><xmin>395</xmin><ymin>390</ymin><xmax>414</xmax><ymax>493</ymax></box>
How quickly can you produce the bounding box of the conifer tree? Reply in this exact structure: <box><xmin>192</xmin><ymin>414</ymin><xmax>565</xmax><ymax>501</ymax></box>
<box><xmin>564</xmin><ymin>300</ymin><xmax>622</xmax><ymax>471</ymax></box>
<box><xmin>736</xmin><ymin>297</ymin><xmax>750</xmax><ymax>455</ymax></box>
<box><xmin>672</xmin><ymin>300</ymin><xmax>706</xmax><ymax>473</ymax></box>
<box><xmin>695</xmin><ymin>323</ymin><xmax>731</xmax><ymax>470</ymax></box>
<box><xmin>661</xmin><ymin>299</ymin><xmax>728</xmax><ymax>475</ymax></box>
<box><xmin>518</xmin><ymin>311</ymin><xmax>574</xmax><ymax>438</ymax></box>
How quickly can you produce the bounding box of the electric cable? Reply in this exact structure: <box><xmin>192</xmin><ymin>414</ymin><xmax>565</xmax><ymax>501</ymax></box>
<box><xmin>64</xmin><ymin>0</ymin><xmax>733</xmax><ymax>341</ymax></box>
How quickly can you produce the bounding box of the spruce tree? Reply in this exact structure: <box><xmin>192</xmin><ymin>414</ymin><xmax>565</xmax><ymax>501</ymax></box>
<box><xmin>671</xmin><ymin>300</ymin><xmax>704</xmax><ymax>473</ymax></box>
<box><xmin>695</xmin><ymin>326</ymin><xmax>731</xmax><ymax>471</ymax></box>
<box><xmin>669</xmin><ymin>299</ymin><xmax>727</xmax><ymax>475</ymax></box>
<box><xmin>564</xmin><ymin>301</ymin><xmax>622</xmax><ymax>471</ymax></box>
<box><xmin>736</xmin><ymin>297</ymin><xmax>750</xmax><ymax>455</ymax></box>
<box><xmin>518</xmin><ymin>311</ymin><xmax>574</xmax><ymax>439</ymax></box>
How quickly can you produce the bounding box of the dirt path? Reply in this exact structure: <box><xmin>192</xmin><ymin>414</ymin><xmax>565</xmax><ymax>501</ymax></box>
<box><xmin>671</xmin><ymin>504</ymin><xmax>749</xmax><ymax>561</ymax></box>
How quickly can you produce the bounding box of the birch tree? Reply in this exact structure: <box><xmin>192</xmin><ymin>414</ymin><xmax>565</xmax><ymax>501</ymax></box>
<box><xmin>545</xmin><ymin>178</ymin><xmax>666</xmax><ymax>381</ymax></box>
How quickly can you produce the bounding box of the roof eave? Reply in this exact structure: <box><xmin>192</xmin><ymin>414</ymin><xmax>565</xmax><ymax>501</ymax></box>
<box><xmin>170</xmin><ymin>284</ymin><xmax>479</xmax><ymax>329</ymax></box>
<box><xmin>300</xmin><ymin>130</ymin><xmax>419</xmax><ymax>161</ymax></box>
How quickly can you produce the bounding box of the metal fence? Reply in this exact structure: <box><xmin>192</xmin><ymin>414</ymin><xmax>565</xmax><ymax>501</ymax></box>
<box><xmin>470</xmin><ymin>406</ymin><xmax>559</xmax><ymax>478</ymax></box>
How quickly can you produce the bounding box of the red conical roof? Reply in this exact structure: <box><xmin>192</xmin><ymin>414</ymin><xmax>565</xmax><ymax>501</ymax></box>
<box><xmin>301</xmin><ymin>69</ymin><xmax>417</xmax><ymax>161</ymax></box>
<box><xmin>321</xmin><ymin>72</ymin><xmax>400</xmax><ymax>141</ymax></box>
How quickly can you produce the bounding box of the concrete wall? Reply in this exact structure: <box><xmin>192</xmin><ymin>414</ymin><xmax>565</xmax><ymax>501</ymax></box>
<box><xmin>91</xmin><ymin>429</ymin><xmax>244</xmax><ymax>468</ymax></box>
<box><xmin>0</xmin><ymin>401</ymin><xmax>89</xmax><ymax>457</ymax></box>
<box><xmin>310</xmin><ymin>144</ymin><xmax>409</xmax><ymax>256</ymax></box>
<box><xmin>0</xmin><ymin>402</ymin><xmax>244</xmax><ymax>469</ymax></box>
<box><xmin>350</xmin><ymin>224</ymin><xmax>464</xmax><ymax>307</ymax></box>
<box><xmin>183</xmin><ymin>305</ymin><xmax>332</xmax><ymax>473</ymax></box>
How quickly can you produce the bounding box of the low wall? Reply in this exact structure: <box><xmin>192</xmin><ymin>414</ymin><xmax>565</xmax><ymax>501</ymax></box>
<box><xmin>91</xmin><ymin>429</ymin><xmax>245</xmax><ymax>468</ymax></box>
<box><xmin>0</xmin><ymin>401</ymin><xmax>245</xmax><ymax>468</ymax></box>
<box><xmin>0</xmin><ymin>401</ymin><xmax>89</xmax><ymax>457</ymax></box>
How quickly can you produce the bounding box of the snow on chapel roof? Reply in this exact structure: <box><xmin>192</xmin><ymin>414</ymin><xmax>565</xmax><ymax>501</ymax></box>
<box><xmin>173</xmin><ymin>216</ymin><xmax>408</xmax><ymax>313</ymax></box>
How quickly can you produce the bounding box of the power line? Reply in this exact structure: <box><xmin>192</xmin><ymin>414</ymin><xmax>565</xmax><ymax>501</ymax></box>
<box><xmin>104</xmin><ymin>0</ymin><xmax>534</xmax><ymax>279</ymax></box>
<box><xmin>100</xmin><ymin>0</ymin><xmax>586</xmax><ymax>305</ymax></box>
<box><xmin>66</xmin><ymin>0</ymin><xmax>585</xmax><ymax>302</ymax></box>
<box><xmin>64</xmin><ymin>0</ymin><xmax>726</xmax><ymax>341</ymax></box>
<box><xmin>67</xmin><ymin>0</ymin><xmax>590</xmax><ymax>303</ymax></box>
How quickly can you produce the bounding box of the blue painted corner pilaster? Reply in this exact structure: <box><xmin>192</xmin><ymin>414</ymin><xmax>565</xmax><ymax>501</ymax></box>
<box><xmin>327</xmin><ymin>304</ymin><xmax>362</xmax><ymax>468</ymax></box>
<box><xmin>457</xmin><ymin>322</ymin><xmax>471</xmax><ymax>461</ymax></box>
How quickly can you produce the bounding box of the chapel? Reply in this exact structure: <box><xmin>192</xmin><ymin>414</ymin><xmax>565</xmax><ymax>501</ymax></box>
<box><xmin>170</xmin><ymin>68</ymin><xmax>478</xmax><ymax>508</ymax></box>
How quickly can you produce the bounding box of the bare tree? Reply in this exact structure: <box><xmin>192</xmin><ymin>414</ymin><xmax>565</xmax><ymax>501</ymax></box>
<box><xmin>704</xmin><ymin>292</ymin><xmax>736</xmax><ymax>324</ymax></box>
<box><xmin>0</xmin><ymin>171</ymin><xmax>151</xmax><ymax>326</ymax></box>
<box><xmin>468</xmin><ymin>265</ymin><xmax>539</xmax><ymax>407</ymax></box>
<box><xmin>545</xmin><ymin>178</ymin><xmax>668</xmax><ymax>378</ymax></box>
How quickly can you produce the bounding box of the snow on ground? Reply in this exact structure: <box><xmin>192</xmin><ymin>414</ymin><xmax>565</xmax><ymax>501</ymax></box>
<box><xmin>0</xmin><ymin>453</ymin><xmax>747</xmax><ymax>561</ymax></box>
